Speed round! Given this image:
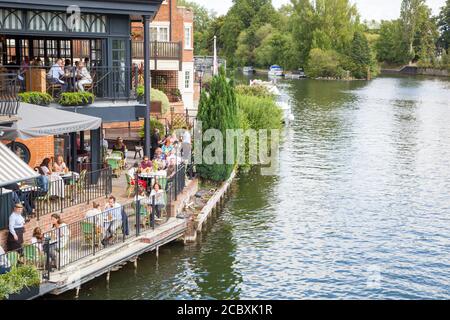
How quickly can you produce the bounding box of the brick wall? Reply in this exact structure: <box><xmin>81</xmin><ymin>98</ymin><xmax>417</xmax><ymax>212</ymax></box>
<box><xmin>1</xmin><ymin>136</ymin><xmax>55</xmax><ymax>170</ymax></box>
<box><xmin>0</xmin><ymin>197</ymin><xmax>109</xmax><ymax>250</ymax></box>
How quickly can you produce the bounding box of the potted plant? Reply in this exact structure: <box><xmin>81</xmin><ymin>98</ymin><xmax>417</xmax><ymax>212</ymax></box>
<box><xmin>59</xmin><ymin>92</ymin><xmax>95</xmax><ymax>106</ymax></box>
<box><xmin>18</xmin><ymin>92</ymin><xmax>53</xmax><ymax>106</ymax></box>
<box><xmin>170</xmin><ymin>88</ymin><xmax>182</xmax><ymax>102</ymax></box>
<box><xmin>0</xmin><ymin>265</ymin><xmax>41</xmax><ymax>300</ymax></box>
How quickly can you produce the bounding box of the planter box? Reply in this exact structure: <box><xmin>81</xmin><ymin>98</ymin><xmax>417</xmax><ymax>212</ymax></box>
<box><xmin>8</xmin><ymin>286</ymin><xmax>40</xmax><ymax>300</ymax></box>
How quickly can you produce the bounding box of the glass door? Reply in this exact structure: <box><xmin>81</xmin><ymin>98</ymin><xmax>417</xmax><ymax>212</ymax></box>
<box><xmin>110</xmin><ymin>38</ymin><xmax>129</xmax><ymax>98</ymax></box>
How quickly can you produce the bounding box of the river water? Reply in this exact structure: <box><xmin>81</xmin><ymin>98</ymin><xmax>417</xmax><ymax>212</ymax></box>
<box><xmin>59</xmin><ymin>75</ymin><xmax>450</xmax><ymax>300</ymax></box>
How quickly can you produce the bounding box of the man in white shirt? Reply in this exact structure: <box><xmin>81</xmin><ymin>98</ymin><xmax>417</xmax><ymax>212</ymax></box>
<box><xmin>48</xmin><ymin>59</ymin><xmax>67</xmax><ymax>91</ymax></box>
<box><xmin>181</xmin><ymin>126</ymin><xmax>192</xmax><ymax>162</ymax></box>
<box><xmin>102</xmin><ymin>196</ymin><xmax>122</xmax><ymax>245</ymax></box>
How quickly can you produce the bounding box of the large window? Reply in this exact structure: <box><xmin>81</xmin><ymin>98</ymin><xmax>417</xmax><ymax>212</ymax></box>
<box><xmin>185</xmin><ymin>71</ymin><xmax>191</xmax><ymax>89</ymax></box>
<box><xmin>150</xmin><ymin>26</ymin><xmax>169</xmax><ymax>42</ymax></box>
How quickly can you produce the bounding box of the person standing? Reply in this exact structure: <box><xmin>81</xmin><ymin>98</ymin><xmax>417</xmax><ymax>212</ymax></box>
<box><xmin>7</xmin><ymin>203</ymin><xmax>26</xmax><ymax>252</ymax></box>
<box><xmin>150</xmin><ymin>128</ymin><xmax>161</xmax><ymax>160</ymax></box>
<box><xmin>181</xmin><ymin>126</ymin><xmax>192</xmax><ymax>162</ymax></box>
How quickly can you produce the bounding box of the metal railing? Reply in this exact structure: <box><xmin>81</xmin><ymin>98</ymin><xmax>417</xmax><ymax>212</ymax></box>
<box><xmin>132</xmin><ymin>41</ymin><xmax>182</xmax><ymax>60</ymax></box>
<box><xmin>0</xmin><ymin>65</ymin><xmax>142</xmax><ymax>101</ymax></box>
<box><xmin>0</xmin><ymin>167</ymin><xmax>113</xmax><ymax>229</ymax></box>
<box><xmin>0</xmin><ymin>74</ymin><xmax>19</xmax><ymax>117</ymax></box>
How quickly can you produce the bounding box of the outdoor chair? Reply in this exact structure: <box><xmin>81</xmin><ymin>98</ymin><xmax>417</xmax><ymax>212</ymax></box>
<box><xmin>47</xmin><ymin>80</ymin><xmax>62</xmax><ymax>99</ymax></box>
<box><xmin>23</xmin><ymin>245</ymin><xmax>44</xmax><ymax>269</ymax></box>
<box><xmin>107</xmin><ymin>158</ymin><xmax>122</xmax><ymax>178</ymax></box>
<box><xmin>71</xmin><ymin>170</ymin><xmax>87</xmax><ymax>201</ymax></box>
<box><xmin>6</xmin><ymin>251</ymin><xmax>19</xmax><ymax>268</ymax></box>
<box><xmin>81</xmin><ymin>221</ymin><xmax>101</xmax><ymax>248</ymax></box>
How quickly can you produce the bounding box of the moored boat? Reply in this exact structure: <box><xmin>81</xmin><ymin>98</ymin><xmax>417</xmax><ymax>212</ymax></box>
<box><xmin>268</xmin><ymin>65</ymin><xmax>284</xmax><ymax>77</ymax></box>
<box><xmin>285</xmin><ymin>68</ymin><xmax>306</xmax><ymax>79</ymax></box>
<box><xmin>243</xmin><ymin>66</ymin><xmax>256</xmax><ymax>74</ymax></box>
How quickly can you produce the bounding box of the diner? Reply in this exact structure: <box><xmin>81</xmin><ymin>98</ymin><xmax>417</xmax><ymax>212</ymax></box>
<box><xmin>102</xmin><ymin>196</ymin><xmax>123</xmax><ymax>246</ymax></box>
<box><xmin>47</xmin><ymin>58</ymin><xmax>68</xmax><ymax>92</ymax></box>
<box><xmin>31</xmin><ymin>227</ymin><xmax>44</xmax><ymax>252</ymax></box>
<box><xmin>140</xmin><ymin>156</ymin><xmax>153</xmax><ymax>172</ymax></box>
<box><xmin>128</xmin><ymin>163</ymin><xmax>148</xmax><ymax>191</ymax></box>
<box><xmin>53</xmin><ymin>155</ymin><xmax>68</xmax><ymax>174</ymax></box>
<box><xmin>149</xmin><ymin>183</ymin><xmax>166</xmax><ymax>219</ymax></box>
<box><xmin>50</xmin><ymin>214</ymin><xmax>70</xmax><ymax>266</ymax></box>
<box><xmin>112</xmin><ymin>137</ymin><xmax>128</xmax><ymax>159</ymax></box>
<box><xmin>76</xmin><ymin>61</ymin><xmax>92</xmax><ymax>92</ymax></box>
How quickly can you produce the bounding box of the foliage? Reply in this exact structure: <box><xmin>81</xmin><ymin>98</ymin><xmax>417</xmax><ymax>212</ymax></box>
<box><xmin>347</xmin><ymin>31</ymin><xmax>374</xmax><ymax>79</ymax></box>
<box><xmin>438</xmin><ymin>0</ymin><xmax>450</xmax><ymax>50</ymax></box>
<box><xmin>58</xmin><ymin>92</ymin><xmax>95</xmax><ymax>106</ymax></box>
<box><xmin>235</xmin><ymin>85</ymin><xmax>274</xmax><ymax>98</ymax></box>
<box><xmin>136</xmin><ymin>86</ymin><xmax>170</xmax><ymax>114</ymax></box>
<box><xmin>0</xmin><ymin>265</ymin><xmax>40</xmax><ymax>300</ymax></box>
<box><xmin>197</xmin><ymin>68</ymin><xmax>239</xmax><ymax>182</ymax></box>
<box><xmin>306</xmin><ymin>48</ymin><xmax>346</xmax><ymax>79</ymax></box>
<box><xmin>236</xmin><ymin>94</ymin><xmax>283</xmax><ymax>131</ymax></box>
<box><xmin>18</xmin><ymin>92</ymin><xmax>53</xmax><ymax>106</ymax></box>
<box><xmin>375</xmin><ymin>20</ymin><xmax>409</xmax><ymax>64</ymax></box>
<box><xmin>139</xmin><ymin>117</ymin><xmax>166</xmax><ymax>139</ymax></box>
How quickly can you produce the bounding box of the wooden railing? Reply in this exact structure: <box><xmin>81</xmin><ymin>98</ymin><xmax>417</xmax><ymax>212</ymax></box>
<box><xmin>132</xmin><ymin>41</ymin><xmax>182</xmax><ymax>60</ymax></box>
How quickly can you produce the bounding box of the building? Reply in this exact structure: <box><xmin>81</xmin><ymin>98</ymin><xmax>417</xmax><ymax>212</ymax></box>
<box><xmin>131</xmin><ymin>0</ymin><xmax>195</xmax><ymax>110</ymax></box>
<box><xmin>0</xmin><ymin>0</ymin><xmax>166</xmax><ymax>167</ymax></box>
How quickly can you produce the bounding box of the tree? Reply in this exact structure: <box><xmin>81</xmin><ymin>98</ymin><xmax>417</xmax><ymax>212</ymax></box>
<box><xmin>196</xmin><ymin>68</ymin><xmax>239</xmax><ymax>182</ymax></box>
<box><xmin>438</xmin><ymin>0</ymin><xmax>450</xmax><ymax>50</ymax></box>
<box><xmin>347</xmin><ymin>31</ymin><xmax>372</xmax><ymax>78</ymax></box>
<box><xmin>400</xmin><ymin>0</ymin><xmax>426</xmax><ymax>62</ymax></box>
<box><xmin>376</xmin><ymin>20</ymin><xmax>408</xmax><ymax>64</ymax></box>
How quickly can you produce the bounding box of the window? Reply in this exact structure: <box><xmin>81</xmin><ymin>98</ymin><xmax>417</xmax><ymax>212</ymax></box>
<box><xmin>150</xmin><ymin>26</ymin><xmax>169</xmax><ymax>42</ymax></box>
<box><xmin>185</xmin><ymin>71</ymin><xmax>191</xmax><ymax>89</ymax></box>
<box><xmin>7</xmin><ymin>142</ymin><xmax>31</xmax><ymax>164</ymax></box>
<box><xmin>184</xmin><ymin>26</ymin><xmax>192</xmax><ymax>49</ymax></box>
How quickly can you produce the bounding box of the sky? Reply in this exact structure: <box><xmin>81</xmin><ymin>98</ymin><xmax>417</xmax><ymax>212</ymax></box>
<box><xmin>190</xmin><ymin>0</ymin><xmax>447</xmax><ymax>21</ymax></box>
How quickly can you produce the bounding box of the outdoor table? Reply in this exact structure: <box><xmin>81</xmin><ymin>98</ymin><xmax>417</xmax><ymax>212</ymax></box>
<box><xmin>139</xmin><ymin>171</ymin><xmax>167</xmax><ymax>189</ymax></box>
<box><xmin>58</xmin><ymin>172</ymin><xmax>80</xmax><ymax>185</ymax></box>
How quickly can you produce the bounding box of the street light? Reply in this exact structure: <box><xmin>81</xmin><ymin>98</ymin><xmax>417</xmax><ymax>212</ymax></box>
<box><xmin>197</xmin><ymin>69</ymin><xmax>204</xmax><ymax>95</ymax></box>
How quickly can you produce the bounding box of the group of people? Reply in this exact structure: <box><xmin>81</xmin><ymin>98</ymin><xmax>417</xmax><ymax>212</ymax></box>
<box><xmin>48</xmin><ymin>58</ymin><xmax>92</xmax><ymax>93</ymax></box>
<box><xmin>0</xmin><ymin>202</ymin><xmax>69</xmax><ymax>274</ymax></box>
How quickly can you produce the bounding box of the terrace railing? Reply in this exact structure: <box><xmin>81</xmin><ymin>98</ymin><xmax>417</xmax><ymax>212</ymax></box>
<box><xmin>132</xmin><ymin>41</ymin><xmax>182</xmax><ymax>60</ymax></box>
<box><xmin>0</xmin><ymin>74</ymin><xmax>19</xmax><ymax>117</ymax></box>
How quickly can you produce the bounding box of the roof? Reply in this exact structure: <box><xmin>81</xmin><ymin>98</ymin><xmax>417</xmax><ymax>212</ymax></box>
<box><xmin>0</xmin><ymin>103</ymin><xmax>102</xmax><ymax>140</ymax></box>
<box><xmin>0</xmin><ymin>0</ymin><xmax>165</xmax><ymax>16</ymax></box>
<box><xmin>0</xmin><ymin>142</ymin><xmax>39</xmax><ymax>187</ymax></box>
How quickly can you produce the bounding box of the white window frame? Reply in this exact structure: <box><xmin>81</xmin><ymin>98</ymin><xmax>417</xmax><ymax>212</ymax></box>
<box><xmin>149</xmin><ymin>23</ymin><xmax>170</xmax><ymax>42</ymax></box>
<box><xmin>185</xmin><ymin>71</ymin><xmax>191</xmax><ymax>89</ymax></box>
<box><xmin>184</xmin><ymin>24</ymin><xmax>192</xmax><ymax>49</ymax></box>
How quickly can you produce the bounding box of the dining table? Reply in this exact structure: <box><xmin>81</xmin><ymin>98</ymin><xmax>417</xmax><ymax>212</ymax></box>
<box><xmin>138</xmin><ymin>170</ymin><xmax>168</xmax><ymax>190</ymax></box>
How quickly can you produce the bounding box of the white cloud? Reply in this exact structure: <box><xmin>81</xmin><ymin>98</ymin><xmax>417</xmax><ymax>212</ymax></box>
<box><xmin>189</xmin><ymin>0</ymin><xmax>446</xmax><ymax>21</ymax></box>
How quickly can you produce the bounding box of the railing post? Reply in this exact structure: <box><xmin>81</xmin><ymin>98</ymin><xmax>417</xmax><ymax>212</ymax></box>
<box><xmin>136</xmin><ymin>199</ymin><xmax>140</xmax><ymax>237</ymax></box>
<box><xmin>43</xmin><ymin>237</ymin><xmax>51</xmax><ymax>281</ymax></box>
<box><xmin>151</xmin><ymin>195</ymin><xmax>156</xmax><ymax>229</ymax></box>
<box><xmin>93</xmin><ymin>216</ymin><xmax>97</xmax><ymax>256</ymax></box>
<box><xmin>57</xmin><ymin>227</ymin><xmax>61</xmax><ymax>270</ymax></box>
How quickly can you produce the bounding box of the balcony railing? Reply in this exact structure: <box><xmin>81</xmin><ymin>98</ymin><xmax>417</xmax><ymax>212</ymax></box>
<box><xmin>132</xmin><ymin>41</ymin><xmax>182</xmax><ymax>60</ymax></box>
<box><xmin>0</xmin><ymin>74</ymin><xmax>19</xmax><ymax>117</ymax></box>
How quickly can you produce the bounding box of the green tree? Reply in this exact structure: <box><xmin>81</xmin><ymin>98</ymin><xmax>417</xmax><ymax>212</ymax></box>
<box><xmin>400</xmin><ymin>0</ymin><xmax>426</xmax><ymax>62</ymax></box>
<box><xmin>197</xmin><ymin>68</ymin><xmax>239</xmax><ymax>182</ymax></box>
<box><xmin>438</xmin><ymin>0</ymin><xmax>450</xmax><ymax>50</ymax></box>
<box><xmin>347</xmin><ymin>31</ymin><xmax>372</xmax><ymax>78</ymax></box>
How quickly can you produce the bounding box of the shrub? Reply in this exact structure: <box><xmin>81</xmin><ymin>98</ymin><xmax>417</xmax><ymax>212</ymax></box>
<box><xmin>236</xmin><ymin>94</ymin><xmax>283</xmax><ymax>131</ymax></box>
<box><xmin>0</xmin><ymin>265</ymin><xmax>41</xmax><ymax>300</ymax></box>
<box><xmin>139</xmin><ymin>117</ymin><xmax>166</xmax><ymax>139</ymax></box>
<box><xmin>235</xmin><ymin>85</ymin><xmax>274</xmax><ymax>98</ymax></box>
<box><xmin>18</xmin><ymin>92</ymin><xmax>53</xmax><ymax>106</ymax></box>
<box><xmin>58</xmin><ymin>92</ymin><xmax>95</xmax><ymax>106</ymax></box>
<box><xmin>136</xmin><ymin>86</ymin><xmax>170</xmax><ymax>114</ymax></box>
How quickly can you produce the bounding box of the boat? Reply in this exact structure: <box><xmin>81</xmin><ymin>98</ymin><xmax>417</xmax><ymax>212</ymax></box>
<box><xmin>268</xmin><ymin>65</ymin><xmax>284</xmax><ymax>77</ymax></box>
<box><xmin>285</xmin><ymin>68</ymin><xmax>306</xmax><ymax>79</ymax></box>
<box><xmin>243</xmin><ymin>66</ymin><xmax>256</xmax><ymax>74</ymax></box>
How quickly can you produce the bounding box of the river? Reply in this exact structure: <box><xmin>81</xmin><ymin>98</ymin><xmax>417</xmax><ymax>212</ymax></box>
<box><xmin>57</xmin><ymin>75</ymin><xmax>450</xmax><ymax>300</ymax></box>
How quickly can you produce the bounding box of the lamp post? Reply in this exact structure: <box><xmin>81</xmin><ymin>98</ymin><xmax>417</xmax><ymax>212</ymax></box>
<box><xmin>197</xmin><ymin>69</ymin><xmax>204</xmax><ymax>95</ymax></box>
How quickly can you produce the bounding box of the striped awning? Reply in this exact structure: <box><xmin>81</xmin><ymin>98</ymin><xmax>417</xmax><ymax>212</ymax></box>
<box><xmin>0</xmin><ymin>142</ymin><xmax>39</xmax><ymax>187</ymax></box>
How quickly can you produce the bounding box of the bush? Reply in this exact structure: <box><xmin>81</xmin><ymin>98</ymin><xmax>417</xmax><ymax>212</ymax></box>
<box><xmin>235</xmin><ymin>85</ymin><xmax>274</xmax><ymax>98</ymax></box>
<box><xmin>18</xmin><ymin>92</ymin><xmax>53</xmax><ymax>106</ymax></box>
<box><xmin>58</xmin><ymin>92</ymin><xmax>95</xmax><ymax>106</ymax></box>
<box><xmin>306</xmin><ymin>48</ymin><xmax>346</xmax><ymax>79</ymax></box>
<box><xmin>237</xmin><ymin>94</ymin><xmax>283</xmax><ymax>131</ymax></box>
<box><xmin>0</xmin><ymin>265</ymin><xmax>41</xmax><ymax>300</ymax></box>
<box><xmin>139</xmin><ymin>118</ymin><xmax>166</xmax><ymax>139</ymax></box>
<box><xmin>136</xmin><ymin>86</ymin><xmax>170</xmax><ymax>114</ymax></box>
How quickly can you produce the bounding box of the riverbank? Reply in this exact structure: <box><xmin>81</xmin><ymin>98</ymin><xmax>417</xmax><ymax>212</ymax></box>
<box><xmin>381</xmin><ymin>65</ymin><xmax>450</xmax><ymax>77</ymax></box>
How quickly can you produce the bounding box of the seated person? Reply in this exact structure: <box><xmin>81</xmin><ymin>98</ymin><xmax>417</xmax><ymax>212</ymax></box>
<box><xmin>35</xmin><ymin>168</ymin><xmax>49</xmax><ymax>193</ymax></box>
<box><xmin>76</xmin><ymin>62</ymin><xmax>92</xmax><ymax>92</ymax></box>
<box><xmin>128</xmin><ymin>163</ymin><xmax>147</xmax><ymax>191</ymax></box>
<box><xmin>102</xmin><ymin>196</ymin><xmax>123</xmax><ymax>245</ymax></box>
<box><xmin>140</xmin><ymin>156</ymin><xmax>153</xmax><ymax>173</ymax></box>
<box><xmin>53</xmin><ymin>155</ymin><xmax>68</xmax><ymax>174</ymax></box>
<box><xmin>85</xmin><ymin>202</ymin><xmax>103</xmax><ymax>229</ymax></box>
<box><xmin>30</xmin><ymin>227</ymin><xmax>44</xmax><ymax>252</ymax></box>
<box><xmin>112</xmin><ymin>137</ymin><xmax>127</xmax><ymax>159</ymax></box>
<box><xmin>152</xmin><ymin>148</ymin><xmax>167</xmax><ymax>171</ymax></box>
<box><xmin>3</xmin><ymin>182</ymin><xmax>35</xmax><ymax>217</ymax></box>
<box><xmin>39</xmin><ymin>158</ymin><xmax>53</xmax><ymax>176</ymax></box>
<box><xmin>161</xmin><ymin>138</ymin><xmax>174</xmax><ymax>156</ymax></box>
<box><xmin>47</xmin><ymin>59</ymin><xmax>67</xmax><ymax>91</ymax></box>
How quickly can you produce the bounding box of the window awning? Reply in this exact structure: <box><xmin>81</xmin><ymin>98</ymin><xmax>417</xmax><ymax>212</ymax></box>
<box><xmin>0</xmin><ymin>142</ymin><xmax>39</xmax><ymax>187</ymax></box>
<box><xmin>0</xmin><ymin>103</ymin><xmax>102</xmax><ymax>140</ymax></box>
